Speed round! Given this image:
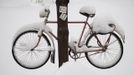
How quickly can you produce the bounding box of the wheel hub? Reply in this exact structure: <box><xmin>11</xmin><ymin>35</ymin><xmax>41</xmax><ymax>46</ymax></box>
<box><xmin>102</xmin><ymin>45</ymin><xmax>108</xmax><ymax>52</ymax></box>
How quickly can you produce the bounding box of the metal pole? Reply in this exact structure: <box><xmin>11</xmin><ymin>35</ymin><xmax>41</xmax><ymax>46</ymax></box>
<box><xmin>56</xmin><ymin>0</ymin><xmax>69</xmax><ymax>67</ymax></box>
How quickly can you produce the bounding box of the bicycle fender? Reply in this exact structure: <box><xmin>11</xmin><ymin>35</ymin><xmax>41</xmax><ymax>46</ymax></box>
<box><xmin>13</xmin><ymin>22</ymin><xmax>55</xmax><ymax>50</ymax></box>
<box><xmin>80</xmin><ymin>25</ymin><xmax>125</xmax><ymax>46</ymax></box>
<box><xmin>114</xmin><ymin>25</ymin><xmax>125</xmax><ymax>43</ymax></box>
<box><xmin>93</xmin><ymin>24</ymin><xmax>125</xmax><ymax>43</ymax></box>
<box><xmin>91</xmin><ymin>15</ymin><xmax>125</xmax><ymax>43</ymax></box>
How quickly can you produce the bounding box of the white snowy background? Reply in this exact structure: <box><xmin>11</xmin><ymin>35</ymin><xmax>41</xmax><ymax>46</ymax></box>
<box><xmin>0</xmin><ymin>0</ymin><xmax>133</xmax><ymax>75</ymax></box>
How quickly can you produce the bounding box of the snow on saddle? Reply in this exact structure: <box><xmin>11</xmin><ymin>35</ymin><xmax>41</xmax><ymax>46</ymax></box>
<box><xmin>79</xmin><ymin>6</ymin><xmax>96</xmax><ymax>18</ymax></box>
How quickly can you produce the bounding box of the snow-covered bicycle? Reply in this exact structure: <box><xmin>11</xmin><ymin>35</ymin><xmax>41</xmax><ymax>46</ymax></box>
<box><xmin>12</xmin><ymin>6</ymin><xmax>125</xmax><ymax>69</ymax></box>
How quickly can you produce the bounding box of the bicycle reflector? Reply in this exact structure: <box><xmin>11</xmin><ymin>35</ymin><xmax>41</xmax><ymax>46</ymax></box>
<box><xmin>39</xmin><ymin>8</ymin><xmax>50</xmax><ymax>18</ymax></box>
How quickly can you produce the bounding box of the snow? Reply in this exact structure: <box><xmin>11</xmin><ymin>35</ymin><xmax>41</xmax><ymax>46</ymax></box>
<box><xmin>39</xmin><ymin>8</ymin><xmax>49</xmax><ymax>18</ymax></box>
<box><xmin>92</xmin><ymin>15</ymin><xmax>116</xmax><ymax>33</ymax></box>
<box><xmin>12</xmin><ymin>21</ymin><xmax>56</xmax><ymax>53</ymax></box>
<box><xmin>69</xmin><ymin>38</ymin><xmax>77</xmax><ymax>50</ymax></box>
<box><xmin>35</xmin><ymin>46</ymin><xmax>54</xmax><ymax>51</ymax></box>
<box><xmin>79</xmin><ymin>6</ymin><xmax>96</xmax><ymax>15</ymax></box>
<box><xmin>114</xmin><ymin>24</ymin><xmax>125</xmax><ymax>42</ymax></box>
<box><xmin>54</xmin><ymin>62</ymin><xmax>97</xmax><ymax>75</ymax></box>
<box><xmin>13</xmin><ymin>22</ymin><xmax>52</xmax><ymax>43</ymax></box>
<box><xmin>31</xmin><ymin>0</ymin><xmax>54</xmax><ymax>8</ymax></box>
<box><xmin>69</xmin><ymin>40</ymin><xmax>102</xmax><ymax>53</ymax></box>
<box><xmin>91</xmin><ymin>14</ymin><xmax>125</xmax><ymax>42</ymax></box>
<box><xmin>0</xmin><ymin>0</ymin><xmax>133</xmax><ymax>75</ymax></box>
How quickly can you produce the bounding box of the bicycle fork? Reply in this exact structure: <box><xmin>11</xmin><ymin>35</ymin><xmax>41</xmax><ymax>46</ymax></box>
<box><xmin>31</xmin><ymin>29</ymin><xmax>42</xmax><ymax>51</ymax></box>
<box><xmin>31</xmin><ymin>29</ymin><xmax>55</xmax><ymax>63</ymax></box>
<box><xmin>31</xmin><ymin>20</ymin><xmax>47</xmax><ymax>50</ymax></box>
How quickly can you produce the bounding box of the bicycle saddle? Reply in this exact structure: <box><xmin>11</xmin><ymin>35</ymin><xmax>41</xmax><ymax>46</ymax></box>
<box><xmin>79</xmin><ymin>6</ymin><xmax>96</xmax><ymax>18</ymax></box>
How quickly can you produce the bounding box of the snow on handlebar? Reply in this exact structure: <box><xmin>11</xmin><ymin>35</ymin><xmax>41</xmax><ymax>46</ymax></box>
<box><xmin>39</xmin><ymin>8</ymin><xmax>50</xmax><ymax>18</ymax></box>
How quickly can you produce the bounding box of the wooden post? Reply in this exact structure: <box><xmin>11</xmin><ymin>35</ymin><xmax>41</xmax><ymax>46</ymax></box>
<box><xmin>56</xmin><ymin>0</ymin><xmax>69</xmax><ymax>67</ymax></box>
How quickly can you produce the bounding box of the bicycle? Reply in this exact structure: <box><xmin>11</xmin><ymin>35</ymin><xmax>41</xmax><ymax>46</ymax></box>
<box><xmin>12</xmin><ymin>6</ymin><xmax>125</xmax><ymax>69</ymax></box>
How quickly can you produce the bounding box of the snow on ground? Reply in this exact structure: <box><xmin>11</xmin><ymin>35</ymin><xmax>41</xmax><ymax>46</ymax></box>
<box><xmin>0</xmin><ymin>0</ymin><xmax>134</xmax><ymax>75</ymax></box>
<box><xmin>54</xmin><ymin>62</ymin><xmax>97</xmax><ymax>75</ymax></box>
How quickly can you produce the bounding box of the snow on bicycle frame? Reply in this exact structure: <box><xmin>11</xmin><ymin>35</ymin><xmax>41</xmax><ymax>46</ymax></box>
<box><xmin>91</xmin><ymin>15</ymin><xmax>125</xmax><ymax>42</ymax></box>
<box><xmin>31</xmin><ymin>0</ymin><xmax>125</xmax><ymax>43</ymax></box>
<box><xmin>78</xmin><ymin>6</ymin><xmax>125</xmax><ymax>46</ymax></box>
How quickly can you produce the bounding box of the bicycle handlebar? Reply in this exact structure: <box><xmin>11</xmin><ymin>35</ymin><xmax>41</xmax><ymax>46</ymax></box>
<box><xmin>39</xmin><ymin>8</ymin><xmax>50</xmax><ymax>19</ymax></box>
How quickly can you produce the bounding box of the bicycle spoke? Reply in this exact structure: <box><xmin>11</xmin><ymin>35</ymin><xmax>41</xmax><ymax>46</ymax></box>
<box><xmin>87</xmin><ymin>51</ymin><xmax>103</xmax><ymax>57</ymax></box>
<box><xmin>17</xmin><ymin>51</ymin><xmax>31</xmax><ymax>61</ymax></box>
<box><xmin>34</xmin><ymin>47</ymin><xmax>52</xmax><ymax>52</ymax></box>
<box><xmin>14</xmin><ymin>46</ymin><xmax>29</xmax><ymax>51</ymax></box>
<box><xmin>86</xmin><ymin>33</ymin><xmax>123</xmax><ymax>69</ymax></box>
<box><xmin>108</xmin><ymin>39</ymin><xmax>118</xmax><ymax>46</ymax></box>
<box><xmin>33</xmin><ymin>51</ymin><xmax>40</xmax><ymax>62</ymax></box>
<box><xmin>104</xmin><ymin>34</ymin><xmax>111</xmax><ymax>45</ymax></box>
<box><xmin>88</xmin><ymin>46</ymin><xmax>100</xmax><ymax>48</ymax></box>
<box><xmin>12</xmin><ymin>31</ymin><xmax>51</xmax><ymax>69</ymax></box>
<box><xmin>107</xmin><ymin>48</ymin><xmax>120</xmax><ymax>55</ymax></box>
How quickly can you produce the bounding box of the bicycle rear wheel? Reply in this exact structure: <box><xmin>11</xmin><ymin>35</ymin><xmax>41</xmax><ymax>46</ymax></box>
<box><xmin>85</xmin><ymin>33</ymin><xmax>123</xmax><ymax>69</ymax></box>
<box><xmin>12</xmin><ymin>30</ymin><xmax>51</xmax><ymax>69</ymax></box>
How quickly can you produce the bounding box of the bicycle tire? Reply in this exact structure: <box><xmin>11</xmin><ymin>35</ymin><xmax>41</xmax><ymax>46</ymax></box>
<box><xmin>12</xmin><ymin>30</ymin><xmax>51</xmax><ymax>69</ymax></box>
<box><xmin>85</xmin><ymin>32</ymin><xmax>123</xmax><ymax>69</ymax></box>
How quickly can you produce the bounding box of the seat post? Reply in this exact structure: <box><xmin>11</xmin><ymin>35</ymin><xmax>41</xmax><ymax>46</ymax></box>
<box><xmin>85</xmin><ymin>17</ymin><xmax>89</xmax><ymax>23</ymax></box>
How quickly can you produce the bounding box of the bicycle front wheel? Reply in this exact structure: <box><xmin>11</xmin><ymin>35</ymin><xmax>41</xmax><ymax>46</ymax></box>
<box><xmin>12</xmin><ymin>30</ymin><xmax>51</xmax><ymax>69</ymax></box>
<box><xmin>85</xmin><ymin>33</ymin><xmax>123</xmax><ymax>69</ymax></box>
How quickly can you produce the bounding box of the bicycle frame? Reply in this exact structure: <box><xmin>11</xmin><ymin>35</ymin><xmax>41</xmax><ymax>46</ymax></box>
<box><xmin>32</xmin><ymin>16</ymin><xmax>117</xmax><ymax>56</ymax></box>
<box><xmin>31</xmin><ymin>8</ymin><xmax>124</xmax><ymax>55</ymax></box>
<box><xmin>46</xmin><ymin>17</ymin><xmax>93</xmax><ymax>46</ymax></box>
<box><xmin>45</xmin><ymin>17</ymin><xmax>105</xmax><ymax>53</ymax></box>
<box><xmin>12</xmin><ymin>8</ymin><xmax>124</xmax><ymax>69</ymax></box>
